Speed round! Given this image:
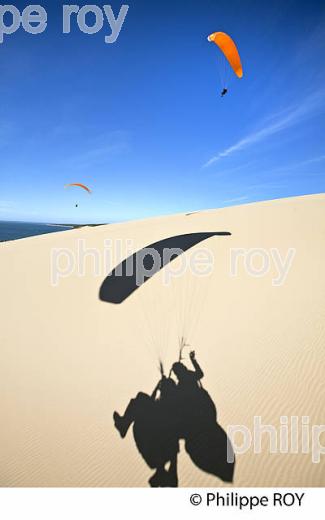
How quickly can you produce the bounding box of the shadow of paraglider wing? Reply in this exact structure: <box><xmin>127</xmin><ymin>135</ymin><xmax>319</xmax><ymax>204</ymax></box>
<box><xmin>99</xmin><ymin>231</ymin><xmax>231</xmax><ymax>304</ymax></box>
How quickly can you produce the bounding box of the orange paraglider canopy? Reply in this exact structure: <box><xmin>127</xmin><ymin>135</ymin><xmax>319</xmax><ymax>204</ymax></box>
<box><xmin>65</xmin><ymin>183</ymin><xmax>92</xmax><ymax>194</ymax></box>
<box><xmin>208</xmin><ymin>32</ymin><xmax>243</xmax><ymax>78</ymax></box>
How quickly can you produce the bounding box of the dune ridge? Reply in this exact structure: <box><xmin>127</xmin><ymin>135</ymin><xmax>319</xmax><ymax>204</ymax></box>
<box><xmin>0</xmin><ymin>193</ymin><xmax>325</xmax><ymax>487</ymax></box>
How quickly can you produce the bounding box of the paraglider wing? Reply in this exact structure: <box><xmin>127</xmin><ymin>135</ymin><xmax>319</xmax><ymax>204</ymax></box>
<box><xmin>65</xmin><ymin>183</ymin><xmax>92</xmax><ymax>194</ymax></box>
<box><xmin>99</xmin><ymin>232</ymin><xmax>231</xmax><ymax>304</ymax></box>
<box><xmin>208</xmin><ymin>32</ymin><xmax>243</xmax><ymax>78</ymax></box>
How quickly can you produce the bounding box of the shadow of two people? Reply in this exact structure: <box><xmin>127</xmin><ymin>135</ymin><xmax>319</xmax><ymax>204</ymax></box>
<box><xmin>113</xmin><ymin>352</ymin><xmax>235</xmax><ymax>487</ymax></box>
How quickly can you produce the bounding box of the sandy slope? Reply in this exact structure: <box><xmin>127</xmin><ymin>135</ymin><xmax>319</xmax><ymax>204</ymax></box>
<box><xmin>0</xmin><ymin>194</ymin><xmax>325</xmax><ymax>487</ymax></box>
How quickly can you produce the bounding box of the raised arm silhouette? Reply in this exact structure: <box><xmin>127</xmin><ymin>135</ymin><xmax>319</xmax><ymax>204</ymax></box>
<box><xmin>172</xmin><ymin>351</ymin><xmax>235</xmax><ymax>483</ymax></box>
<box><xmin>113</xmin><ymin>351</ymin><xmax>235</xmax><ymax>486</ymax></box>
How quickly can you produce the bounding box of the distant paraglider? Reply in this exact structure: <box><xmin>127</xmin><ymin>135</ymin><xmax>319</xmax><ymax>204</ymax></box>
<box><xmin>207</xmin><ymin>32</ymin><xmax>243</xmax><ymax>96</ymax></box>
<box><xmin>65</xmin><ymin>183</ymin><xmax>92</xmax><ymax>194</ymax></box>
<box><xmin>64</xmin><ymin>183</ymin><xmax>92</xmax><ymax>208</ymax></box>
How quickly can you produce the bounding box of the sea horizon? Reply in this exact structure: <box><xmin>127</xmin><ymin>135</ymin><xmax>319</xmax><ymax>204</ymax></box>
<box><xmin>0</xmin><ymin>220</ymin><xmax>73</xmax><ymax>242</ymax></box>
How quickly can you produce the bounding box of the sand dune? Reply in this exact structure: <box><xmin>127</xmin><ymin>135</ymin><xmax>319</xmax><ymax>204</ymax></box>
<box><xmin>1</xmin><ymin>194</ymin><xmax>325</xmax><ymax>487</ymax></box>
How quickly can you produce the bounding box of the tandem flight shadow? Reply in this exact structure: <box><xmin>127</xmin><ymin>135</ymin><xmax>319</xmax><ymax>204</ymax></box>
<box><xmin>99</xmin><ymin>231</ymin><xmax>236</xmax><ymax>487</ymax></box>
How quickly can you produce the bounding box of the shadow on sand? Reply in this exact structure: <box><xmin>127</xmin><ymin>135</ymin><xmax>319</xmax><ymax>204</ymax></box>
<box><xmin>99</xmin><ymin>232</ymin><xmax>231</xmax><ymax>304</ymax></box>
<box><xmin>113</xmin><ymin>354</ymin><xmax>235</xmax><ymax>487</ymax></box>
<box><xmin>101</xmin><ymin>232</ymin><xmax>234</xmax><ymax>485</ymax></box>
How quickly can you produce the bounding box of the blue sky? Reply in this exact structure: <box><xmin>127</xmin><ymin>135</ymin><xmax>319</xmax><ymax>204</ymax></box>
<box><xmin>1</xmin><ymin>0</ymin><xmax>325</xmax><ymax>223</ymax></box>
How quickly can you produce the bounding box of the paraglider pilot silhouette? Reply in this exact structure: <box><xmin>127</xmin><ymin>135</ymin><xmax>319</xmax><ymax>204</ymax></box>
<box><xmin>100</xmin><ymin>232</ymin><xmax>234</xmax><ymax>486</ymax></box>
<box><xmin>64</xmin><ymin>183</ymin><xmax>91</xmax><ymax>209</ymax></box>
<box><xmin>207</xmin><ymin>31</ymin><xmax>243</xmax><ymax>97</ymax></box>
<box><xmin>113</xmin><ymin>349</ymin><xmax>235</xmax><ymax>487</ymax></box>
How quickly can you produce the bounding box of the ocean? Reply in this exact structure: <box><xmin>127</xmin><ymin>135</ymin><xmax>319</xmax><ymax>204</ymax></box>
<box><xmin>0</xmin><ymin>221</ymin><xmax>72</xmax><ymax>242</ymax></box>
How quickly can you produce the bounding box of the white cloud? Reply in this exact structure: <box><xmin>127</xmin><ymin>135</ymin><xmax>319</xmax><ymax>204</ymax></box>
<box><xmin>222</xmin><ymin>196</ymin><xmax>249</xmax><ymax>204</ymax></box>
<box><xmin>203</xmin><ymin>90</ymin><xmax>325</xmax><ymax>168</ymax></box>
<box><xmin>62</xmin><ymin>130</ymin><xmax>129</xmax><ymax>170</ymax></box>
<box><xmin>251</xmin><ymin>154</ymin><xmax>325</xmax><ymax>179</ymax></box>
<box><xmin>208</xmin><ymin>161</ymin><xmax>256</xmax><ymax>177</ymax></box>
<box><xmin>292</xmin><ymin>154</ymin><xmax>325</xmax><ymax>168</ymax></box>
